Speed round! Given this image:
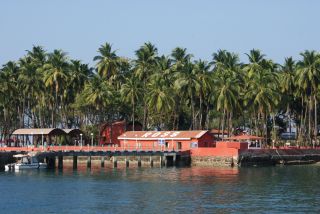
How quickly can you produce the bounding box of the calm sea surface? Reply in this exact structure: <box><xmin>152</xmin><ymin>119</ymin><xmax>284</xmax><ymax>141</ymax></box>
<box><xmin>1</xmin><ymin>164</ymin><xmax>320</xmax><ymax>214</ymax></box>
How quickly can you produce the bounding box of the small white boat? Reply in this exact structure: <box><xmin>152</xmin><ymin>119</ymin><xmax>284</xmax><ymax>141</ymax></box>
<box><xmin>5</xmin><ymin>154</ymin><xmax>47</xmax><ymax>171</ymax></box>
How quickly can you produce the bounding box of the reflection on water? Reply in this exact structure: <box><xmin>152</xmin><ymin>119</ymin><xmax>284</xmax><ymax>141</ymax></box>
<box><xmin>1</xmin><ymin>165</ymin><xmax>320</xmax><ymax>213</ymax></box>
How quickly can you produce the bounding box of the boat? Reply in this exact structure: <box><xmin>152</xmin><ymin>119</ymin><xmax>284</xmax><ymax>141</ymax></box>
<box><xmin>5</xmin><ymin>153</ymin><xmax>47</xmax><ymax>171</ymax></box>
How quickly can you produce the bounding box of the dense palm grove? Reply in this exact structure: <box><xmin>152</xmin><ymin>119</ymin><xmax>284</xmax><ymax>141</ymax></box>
<box><xmin>1</xmin><ymin>42</ymin><xmax>320</xmax><ymax>146</ymax></box>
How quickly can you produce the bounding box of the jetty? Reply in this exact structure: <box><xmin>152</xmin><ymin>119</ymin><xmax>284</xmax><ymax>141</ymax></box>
<box><xmin>0</xmin><ymin>146</ymin><xmax>189</xmax><ymax>170</ymax></box>
<box><xmin>2</xmin><ymin>129</ymin><xmax>320</xmax><ymax>170</ymax></box>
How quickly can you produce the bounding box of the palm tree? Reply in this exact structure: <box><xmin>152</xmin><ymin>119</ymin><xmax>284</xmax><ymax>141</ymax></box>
<box><xmin>279</xmin><ymin>57</ymin><xmax>296</xmax><ymax>135</ymax></box>
<box><xmin>26</xmin><ymin>45</ymin><xmax>47</xmax><ymax>66</ymax></box>
<box><xmin>134</xmin><ymin>42</ymin><xmax>158</xmax><ymax>130</ymax></box>
<box><xmin>171</xmin><ymin>47</ymin><xmax>193</xmax><ymax>130</ymax></box>
<box><xmin>193</xmin><ymin>60</ymin><xmax>212</xmax><ymax>129</ymax></box>
<box><xmin>43</xmin><ymin>49</ymin><xmax>70</xmax><ymax>127</ymax></box>
<box><xmin>171</xmin><ymin>47</ymin><xmax>192</xmax><ymax>66</ymax></box>
<box><xmin>296</xmin><ymin>50</ymin><xmax>320</xmax><ymax>145</ymax></box>
<box><xmin>18</xmin><ymin>56</ymin><xmax>43</xmax><ymax>127</ymax></box>
<box><xmin>211</xmin><ymin>50</ymin><xmax>242</xmax><ymax>136</ymax></box>
<box><xmin>120</xmin><ymin>74</ymin><xmax>143</xmax><ymax>131</ymax></box>
<box><xmin>69</xmin><ymin>60</ymin><xmax>92</xmax><ymax>93</ymax></box>
<box><xmin>83</xmin><ymin>74</ymin><xmax>114</xmax><ymax>110</ymax></box>
<box><xmin>146</xmin><ymin>73</ymin><xmax>175</xmax><ymax>129</ymax></box>
<box><xmin>93</xmin><ymin>42</ymin><xmax>121</xmax><ymax>80</ymax></box>
<box><xmin>174</xmin><ymin>62</ymin><xmax>200</xmax><ymax>130</ymax></box>
<box><xmin>212</xmin><ymin>73</ymin><xmax>240</xmax><ymax>138</ymax></box>
<box><xmin>244</xmin><ymin>60</ymin><xmax>279</xmax><ymax>141</ymax></box>
<box><xmin>25</xmin><ymin>46</ymin><xmax>48</xmax><ymax>127</ymax></box>
<box><xmin>0</xmin><ymin>61</ymin><xmax>19</xmax><ymax>138</ymax></box>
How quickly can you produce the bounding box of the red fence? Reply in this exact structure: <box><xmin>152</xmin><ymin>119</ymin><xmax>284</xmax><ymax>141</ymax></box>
<box><xmin>0</xmin><ymin>145</ymin><xmax>180</xmax><ymax>152</ymax></box>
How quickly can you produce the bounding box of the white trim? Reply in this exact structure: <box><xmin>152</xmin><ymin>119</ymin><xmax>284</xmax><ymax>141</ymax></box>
<box><xmin>118</xmin><ymin>137</ymin><xmax>191</xmax><ymax>140</ymax></box>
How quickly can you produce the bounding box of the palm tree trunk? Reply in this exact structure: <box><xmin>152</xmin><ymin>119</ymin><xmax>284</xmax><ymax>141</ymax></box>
<box><xmin>254</xmin><ymin>110</ymin><xmax>259</xmax><ymax>135</ymax></box>
<box><xmin>227</xmin><ymin>112</ymin><xmax>230</xmax><ymax>137</ymax></box>
<box><xmin>314</xmin><ymin>95</ymin><xmax>317</xmax><ymax>147</ymax></box>
<box><xmin>272</xmin><ymin>113</ymin><xmax>276</xmax><ymax>148</ymax></box>
<box><xmin>298</xmin><ymin>98</ymin><xmax>304</xmax><ymax>146</ymax></box>
<box><xmin>303</xmin><ymin>101</ymin><xmax>308</xmax><ymax>146</ymax></box>
<box><xmin>287</xmin><ymin>104</ymin><xmax>291</xmax><ymax>134</ymax></box>
<box><xmin>264</xmin><ymin>112</ymin><xmax>267</xmax><ymax>146</ymax></box>
<box><xmin>199</xmin><ymin>92</ymin><xmax>203</xmax><ymax>129</ymax></box>
<box><xmin>190</xmin><ymin>94</ymin><xmax>195</xmax><ymax>130</ymax></box>
<box><xmin>205</xmin><ymin>103</ymin><xmax>210</xmax><ymax>130</ymax></box>
<box><xmin>308</xmin><ymin>97</ymin><xmax>312</xmax><ymax>145</ymax></box>
<box><xmin>132</xmin><ymin>97</ymin><xmax>135</xmax><ymax>131</ymax></box>
<box><xmin>21</xmin><ymin>99</ymin><xmax>26</xmax><ymax>128</ymax></box>
<box><xmin>218</xmin><ymin>113</ymin><xmax>222</xmax><ymax>139</ymax></box>
<box><xmin>229</xmin><ymin>112</ymin><xmax>233</xmax><ymax>137</ymax></box>
<box><xmin>221</xmin><ymin>108</ymin><xmax>226</xmax><ymax>140</ymax></box>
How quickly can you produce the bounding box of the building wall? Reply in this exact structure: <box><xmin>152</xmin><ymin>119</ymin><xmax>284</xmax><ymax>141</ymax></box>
<box><xmin>188</xmin><ymin>142</ymin><xmax>248</xmax><ymax>166</ymax></box>
<box><xmin>190</xmin><ymin>147</ymin><xmax>239</xmax><ymax>157</ymax></box>
<box><xmin>118</xmin><ymin>131</ymin><xmax>216</xmax><ymax>151</ymax></box>
<box><xmin>119</xmin><ymin>139</ymin><xmax>198</xmax><ymax>151</ymax></box>
<box><xmin>217</xmin><ymin>141</ymin><xmax>249</xmax><ymax>150</ymax></box>
<box><xmin>100</xmin><ymin>122</ymin><xmax>142</xmax><ymax>145</ymax></box>
<box><xmin>197</xmin><ymin>133</ymin><xmax>216</xmax><ymax>147</ymax></box>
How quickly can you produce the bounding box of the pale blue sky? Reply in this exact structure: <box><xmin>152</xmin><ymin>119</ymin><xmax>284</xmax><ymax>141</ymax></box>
<box><xmin>1</xmin><ymin>0</ymin><xmax>319</xmax><ymax>66</ymax></box>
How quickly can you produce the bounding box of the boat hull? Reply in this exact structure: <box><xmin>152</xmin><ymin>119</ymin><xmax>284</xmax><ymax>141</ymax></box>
<box><xmin>5</xmin><ymin>163</ymin><xmax>47</xmax><ymax>171</ymax></box>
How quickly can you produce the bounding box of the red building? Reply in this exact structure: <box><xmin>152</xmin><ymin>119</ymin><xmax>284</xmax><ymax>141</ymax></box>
<box><xmin>100</xmin><ymin>121</ymin><xmax>142</xmax><ymax>145</ymax></box>
<box><xmin>117</xmin><ymin>130</ymin><xmax>215</xmax><ymax>151</ymax></box>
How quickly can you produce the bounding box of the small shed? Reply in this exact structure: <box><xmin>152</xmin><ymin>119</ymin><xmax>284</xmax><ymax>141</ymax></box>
<box><xmin>224</xmin><ymin>134</ymin><xmax>264</xmax><ymax>148</ymax></box>
<box><xmin>118</xmin><ymin>130</ymin><xmax>215</xmax><ymax>151</ymax></box>
<box><xmin>12</xmin><ymin>128</ymin><xmax>66</xmax><ymax>146</ymax></box>
<box><xmin>11</xmin><ymin>128</ymin><xmax>85</xmax><ymax>146</ymax></box>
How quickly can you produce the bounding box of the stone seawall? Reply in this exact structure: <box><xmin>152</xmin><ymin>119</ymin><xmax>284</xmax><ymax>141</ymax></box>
<box><xmin>191</xmin><ymin>156</ymin><xmax>235</xmax><ymax>167</ymax></box>
<box><xmin>239</xmin><ymin>149</ymin><xmax>320</xmax><ymax>166</ymax></box>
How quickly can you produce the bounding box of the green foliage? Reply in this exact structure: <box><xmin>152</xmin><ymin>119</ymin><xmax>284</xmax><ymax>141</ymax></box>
<box><xmin>1</xmin><ymin>44</ymin><xmax>320</xmax><ymax>146</ymax></box>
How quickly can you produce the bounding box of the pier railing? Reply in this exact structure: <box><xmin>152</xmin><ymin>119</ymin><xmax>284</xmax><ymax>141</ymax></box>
<box><xmin>0</xmin><ymin>145</ymin><xmax>181</xmax><ymax>153</ymax></box>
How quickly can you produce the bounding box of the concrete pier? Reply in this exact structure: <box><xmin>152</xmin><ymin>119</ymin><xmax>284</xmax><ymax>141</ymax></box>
<box><xmin>58</xmin><ymin>155</ymin><xmax>63</xmax><ymax>169</ymax></box>
<box><xmin>46</xmin><ymin>156</ymin><xmax>56</xmax><ymax>169</ymax></box>
<box><xmin>113</xmin><ymin>156</ymin><xmax>117</xmax><ymax>168</ymax></box>
<box><xmin>150</xmin><ymin>156</ymin><xmax>153</xmax><ymax>167</ymax></box>
<box><xmin>160</xmin><ymin>156</ymin><xmax>163</xmax><ymax>167</ymax></box>
<box><xmin>0</xmin><ymin>149</ymin><xmax>185</xmax><ymax>171</ymax></box>
<box><xmin>73</xmin><ymin>155</ymin><xmax>77</xmax><ymax>169</ymax></box>
<box><xmin>173</xmin><ymin>154</ymin><xmax>176</xmax><ymax>166</ymax></box>
<box><xmin>164</xmin><ymin>156</ymin><xmax>168</xmax><ymax>167</ymax></box>
<box><xmin>87</xmin><ymin>156</ymin><xmax>91</xmax><ymax>168</ymax></box>
<box><xmin>101</xmin><ymin>156</ymin><xmax>105</xmax><ymax>167</ymax></box>
<box><xmin>125</xmin><ymin>157</ymin><xmax>129</xmax><ymax>168</ymax></box>
<box><xmin>138</xmin><ymin>156</ymin><xmax>142</xmax><ymax>167</ymax></box>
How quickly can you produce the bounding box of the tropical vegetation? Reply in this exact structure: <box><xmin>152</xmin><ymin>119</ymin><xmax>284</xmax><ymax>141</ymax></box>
<box><xmin>1</xmin><ymin>43</ymin><xmax>320</xmax><ymax>147</ymax></box>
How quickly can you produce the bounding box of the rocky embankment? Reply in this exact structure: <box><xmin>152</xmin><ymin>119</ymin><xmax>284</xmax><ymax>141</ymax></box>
<box><xmin>239</xmin><ymin>149</ymin><xmax>320</xmax><ymax>166</ymax></box>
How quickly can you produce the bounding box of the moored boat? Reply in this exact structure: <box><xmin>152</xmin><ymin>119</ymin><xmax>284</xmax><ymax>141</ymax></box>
<box><xmin>5</xmin><ymin>153</ymin><xmax>47</xmax><ymax>171</ymax></box>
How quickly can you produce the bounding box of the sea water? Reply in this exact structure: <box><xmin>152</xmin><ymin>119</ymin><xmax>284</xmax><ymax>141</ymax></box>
<box><xmin>1</xmin><ymin>164</ymin><xmax>320</xmax><ymax>213</ymax></box>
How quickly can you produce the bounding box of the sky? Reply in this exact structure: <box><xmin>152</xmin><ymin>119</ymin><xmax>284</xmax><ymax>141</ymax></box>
<box><xmin>1</xmin><ymin>0</ymin><xmax>320</xmax><ymax>66</ymax></box>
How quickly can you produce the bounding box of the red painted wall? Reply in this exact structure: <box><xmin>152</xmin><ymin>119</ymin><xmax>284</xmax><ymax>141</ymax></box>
<box><xmin>197</xmin><ymin>132</ymin><xmax>216</xmax><ymax>147</ymax></box>
<box><xmin>190</xmin><ymin>142</ymin><xmax>249</xmax><ymax>157</ymax></box>
<box><xmin>119</xmin><ymin>139</ymin><xmax>198</xmax><ymax>151</ymax></box>
<box><xmin>216</xmin><ymin>141</ymin><xmax>249</xmax><ymax>149</ymax></box>
<box><xmin>119</xmin><ymin>133</ymin><xmax>215</xmax><ymax>151</ymax></box>
<box><xmin>190</xmin><ymin>147</ymin><xmax>239</xmax><ymax>157</ymax></box>
<box><xmin>100</xmin><ymin>122</ymin><xmax>142</xmax><ymax>145</ymax></box>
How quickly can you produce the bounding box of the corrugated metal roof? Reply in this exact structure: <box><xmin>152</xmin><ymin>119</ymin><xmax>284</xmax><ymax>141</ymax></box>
<box><xmin>224</xmin><ymin>135</ymin><xmax>264</xmax><ymax>140</ymax></box>
<box><xmin>12</xmin><ymin>128</ymin><xmax>66</xmax><ymax>135</ymax></box>
<box><xmin>118</xmin><ymin>130</ymin><xmax>208</xmax><ymax>140</ymax></box>
<box><xmin>209</xmin><ymin>129</ymin><xmax>228</xmax><ymax>134</ymax></box>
